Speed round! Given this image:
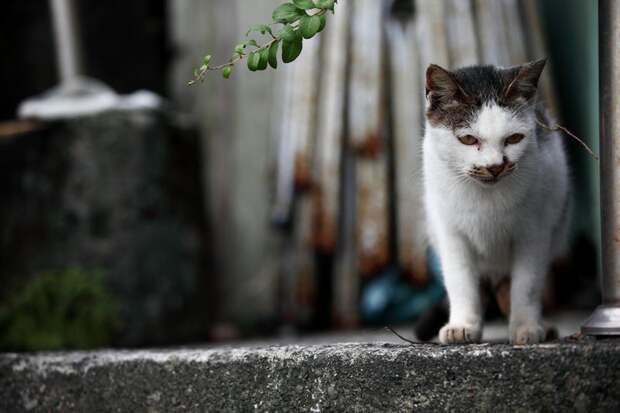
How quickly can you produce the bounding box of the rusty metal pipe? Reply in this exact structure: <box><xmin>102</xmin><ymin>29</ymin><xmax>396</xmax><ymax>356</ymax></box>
<box><xmin>582</xmin><ymin>0</ymin><xmax>620</xmax><ymax>336</ymax></box>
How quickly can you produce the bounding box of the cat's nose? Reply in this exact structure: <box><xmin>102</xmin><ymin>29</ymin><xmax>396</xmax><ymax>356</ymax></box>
<box><xmin>486</xmin><ymin>161</ymin><xmax>507</xmax><ymax>177</ymax></box>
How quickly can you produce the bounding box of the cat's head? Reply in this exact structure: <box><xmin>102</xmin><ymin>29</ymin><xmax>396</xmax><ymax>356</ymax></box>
<box><xmin>424</xmin><ymin>59</ymin><xmax>546</xmax><ymax>185</ymax></box>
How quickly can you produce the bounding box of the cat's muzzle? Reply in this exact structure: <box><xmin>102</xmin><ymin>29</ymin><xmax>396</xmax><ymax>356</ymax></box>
<box><xmin>469</xmin><ymin>162</ymin><xmax>516</xmax><ymax>184</ymax></box>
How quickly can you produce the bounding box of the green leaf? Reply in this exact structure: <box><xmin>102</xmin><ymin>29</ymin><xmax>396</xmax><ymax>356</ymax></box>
<box><xmin>247</xmin><ymin>52</ymin><xmax>261</xmax><ymax>71</ymax></box>
<box><xmin>300</xmin><ymin>15</ymin><xmax>322</xmax><ymax>39</ymax></box>
<box><xmin>279</xmin><ymin>24</ymin><xmax>301</xmax><ymax>42</ymax></box>
<box><xmin>317</xmin><ymin>15</ymin><xmax>327</xmax><ymax>33</ymax></box>
<box><xmin>268</xmin><ymin>40</ymin><xmax>280</xmax><ymax>69</ymax></box>
<box><xmin>247</xmin><ymin>24</ymin><xmax>273</xmax><ymax>37</ymax></box>
<box><xmin>234</xmin><ymin>43</ymin><xmax>246</xmax><ymax>55</ymax></box>
<box><xmin>293</xmin><ymin>0</ymin><xmax>316</xmax><ymax>9</ymax></box>
<box><xmin>203</xmin><ymin>55</ymin><xmax>212</xmax><ymax>66</ymax></box>
<box><xmin>315</xmin><ymin>0</ymin><xmax>335</xmax><ymax>10</ymax></box>
<box><xmin>246</xmin><ymin>39</ymin><xmax>259</xmax><ymax>48</ymax></box>
<box><xmin>282</xmin><ymin>37</ymin><xmax>303</xmax><ymax>63</ymax></box>
<box><xmin>223</xmin><ymin>67</ymin><xmax>232</xmax><ymax>79</ymax></box>
<box><xmin>273</xmin><ymin>3</ymin><xmax>305</xmax><ymax>23</ymax></box>
<box><xmin>258</xmin><ymin>47</ymin><xmax>270</xmax><ymax>70</ymax></box>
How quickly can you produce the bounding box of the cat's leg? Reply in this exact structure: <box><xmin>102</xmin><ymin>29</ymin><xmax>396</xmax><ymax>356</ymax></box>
<box><xmin>509</xmin><ymin>235</ymin><xmax>550</xmax><ymax>345</ymax></box>
<box><xmin>435</xmin><ymin>230</ymin><xmax>482</xmax><ymax>344</ymax></box>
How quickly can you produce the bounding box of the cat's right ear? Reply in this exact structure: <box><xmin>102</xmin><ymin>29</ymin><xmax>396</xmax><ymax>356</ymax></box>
<box><xmin>425</xmin><ymin>64</ymin><xmax>468</xmax><ymax>101</ymax></box>
<box><xmin>504</xmin><ymin>59</ymin><xmax>546</xmax><ymax>102</ymax></box>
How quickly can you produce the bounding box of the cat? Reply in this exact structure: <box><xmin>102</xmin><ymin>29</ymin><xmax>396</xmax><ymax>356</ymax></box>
<box><xmin>422</xmin><ymin>59</ymin><xmax>570</xmax><ymax>344</ymax></box>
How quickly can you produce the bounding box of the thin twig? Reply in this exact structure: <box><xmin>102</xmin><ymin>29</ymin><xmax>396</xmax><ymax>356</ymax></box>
<box><xmin>189</xmin><ymin>9</ymin><xmax>329</xmax><ymax>85</ymax></box>
<box><xmin>385</xmin><ymin>326</ymin><xmax>420</xmax><ymax>345</ymax></box>
<box><xmin>536</xmin><ymin>119</ymin><xmax>599</xmax><ymax>160</ymax></box>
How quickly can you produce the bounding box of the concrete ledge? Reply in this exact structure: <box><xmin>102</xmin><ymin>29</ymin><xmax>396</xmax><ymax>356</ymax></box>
<box><xmin>2</xmin><ymin>341</ymin><xmax>620</xmax><ymax>412</ymax></box>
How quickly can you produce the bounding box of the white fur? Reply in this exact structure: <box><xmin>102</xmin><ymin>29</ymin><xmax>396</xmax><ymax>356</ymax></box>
<box><xmin>423</xmin><ymin>103</ymin><xmax>570</xmax><ymax>344</ymax></box>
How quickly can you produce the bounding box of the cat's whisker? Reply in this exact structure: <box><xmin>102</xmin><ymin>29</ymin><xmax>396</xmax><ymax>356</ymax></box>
<box><xmin>513</xmin><ymin>99</ymin><xmax>546</xmax><ymax>117</ymax></box>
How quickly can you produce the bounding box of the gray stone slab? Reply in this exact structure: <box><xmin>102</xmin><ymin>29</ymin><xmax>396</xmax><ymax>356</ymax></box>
<box><xmin>2</xmin><ymin>339</ymin><xmax>619</xmax><ymax>412</ymax></box>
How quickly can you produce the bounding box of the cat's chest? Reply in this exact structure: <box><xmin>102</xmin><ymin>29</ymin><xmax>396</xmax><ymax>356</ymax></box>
<box><xmin>446</xmin><ymin>190</ymin><xmax>518</xmax><ymax>253</ymax></box>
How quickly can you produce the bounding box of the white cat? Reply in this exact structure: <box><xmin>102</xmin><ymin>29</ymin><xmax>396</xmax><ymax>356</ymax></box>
<box><xmin>422</xmin><ymin>59</ymin><xmax>570</xmax><ymax>344</ymax></box>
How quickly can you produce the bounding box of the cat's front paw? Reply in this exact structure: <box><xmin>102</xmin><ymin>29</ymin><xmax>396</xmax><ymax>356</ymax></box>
<box><xmin>510</xmin><ymin>323</ymin><xmax>545</xmax><ymax>345</ymax></box>
<box><xmin>439</xmin><ymin>324</ymin><xmax>482</xmax><ymax>344</ymax></box>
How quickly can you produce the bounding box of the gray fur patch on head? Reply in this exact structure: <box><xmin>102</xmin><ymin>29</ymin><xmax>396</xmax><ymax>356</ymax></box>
<box><xmin>425</xmin><ymin>59</ymin><xmax>546</xmax><ymax>129</ymax></box>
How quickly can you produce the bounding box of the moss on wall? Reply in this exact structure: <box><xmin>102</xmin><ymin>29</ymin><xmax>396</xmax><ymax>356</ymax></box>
<box><xmin>0</xmin><ymin>268</ymin><xmax>120</xmax><ymax>351</ymax></box>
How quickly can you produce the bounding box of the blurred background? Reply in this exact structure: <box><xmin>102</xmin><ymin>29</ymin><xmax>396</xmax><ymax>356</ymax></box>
<box><xmin>0</xmin><ymin>0</ymin><xmax>600</xmax><ymax>351</ymax></box>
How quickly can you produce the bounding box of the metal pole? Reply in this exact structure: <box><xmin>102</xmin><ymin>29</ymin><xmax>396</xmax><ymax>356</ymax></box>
<box><xmin>582</xmin><ymin>0</ymin><xmax>620</xmax><ymax>336</ymax></box>
<box><xmin>50</xmin><ymin>0</ymin><xmax>82</xmax><ymax>84</ymax></box>
<box><xmin>19</xmin><ymin>0</ymin><xmax>126</xmax><ymax>119</ymax></box>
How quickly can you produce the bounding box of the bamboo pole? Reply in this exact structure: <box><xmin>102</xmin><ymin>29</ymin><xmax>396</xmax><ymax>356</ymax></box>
<box><xmin>416</xmin><ymin>0</ymin><xmax>450</xmax><ymax>69</ymax></box>
<box><xmin>272</xmin><ymin>35</ymin><xmax>321</xmax><ymax>223</ymax></box>
<box><xmin>272</xmin><ymin>63</ymin><xmax>296</xmax><ymax>224</ymax></box>
<box><xmin>349</xmin><ymin>0</ymin><xmax>384</xmax><ymax>153</ymax></box>
<box><xmin>416</xmin><ymin>0</ymin><xmax>450</xmax><ymax>113</ymax></box>
<box><xmin>386</xmin><ymin>12</ymin><xmax>428</xmax><ymax>285</ymax></box>
<box><xmin>349</xmin><ymin>0</ymin><xmax>390</xmax><ymax>277</ymax></box>
<box><xmin>291</xmin><ymin>37</ymin><xmax>321</xmax><ymax>191</ymax></box>
<box><xmin>295</xmin><ymin>195</ymin><xmax>319</xmax><ymax>325</ymax></box>
<box><xmin>500</xmin><ymin>0</ymin><xmax>528</xmax><ymax>65</ymax></box>
<box><xmin>445</xmin><ymin>0</ymin><xmax>479</xmax><ymax>68</ymax></box>
<box><xmin>333</xmin><ymin>144</ymin><xmax>359</xmax><ymax>326</ymax></box>
<box><xmin>281</xmin><ymin>36</ymin><xmax>321</xmax><ymax>325</ymax></box>
<box><xmin>475</xmin><ymin>0</ymin><xmax>511</xmax><ymax>65</ymax></box>
<box><xmin>313</xmin><ymin>0</ymin><xmax>349</xmax><ymax>253</ymax></box>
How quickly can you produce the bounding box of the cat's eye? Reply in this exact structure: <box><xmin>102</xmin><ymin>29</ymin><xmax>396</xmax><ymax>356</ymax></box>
<box><xmin>458</xmin><ymin>135</ymin><xmax>479</xmax><ymax>146</ymax></box>
<box><xmin>505</xmin><ymin>133</ymin><xmax>525</xmax><ymax>145</ymax></box>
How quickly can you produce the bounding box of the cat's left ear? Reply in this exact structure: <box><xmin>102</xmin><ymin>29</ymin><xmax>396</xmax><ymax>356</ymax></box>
<box><xmin>504</xmin><ymin>58</ymin><xmax>546</xmax><ymax>102</ymax></box>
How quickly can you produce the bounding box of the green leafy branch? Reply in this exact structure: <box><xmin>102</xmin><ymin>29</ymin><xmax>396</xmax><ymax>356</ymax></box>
<box><xmin>188</xmin><ymin>0</ymin><xmax>337</xmax><ymax>85</ymax></box>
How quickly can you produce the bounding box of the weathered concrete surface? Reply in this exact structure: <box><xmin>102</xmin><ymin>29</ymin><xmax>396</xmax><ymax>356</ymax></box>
<box><xmin>0</xmin><ymin>110</ymin><xmax>210</xmax><ymax>347</ymax></box>
<box><xmin>1</xmin><ymin>340</ymin><xmax>619</xmax><ymax>412</ymax></box>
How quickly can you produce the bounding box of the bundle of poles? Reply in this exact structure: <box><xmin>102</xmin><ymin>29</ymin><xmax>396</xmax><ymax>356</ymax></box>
<box><xmin>271</xmin><ymin>0</ymin><xmax>556</xmax><ymax>327</ymax></box>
